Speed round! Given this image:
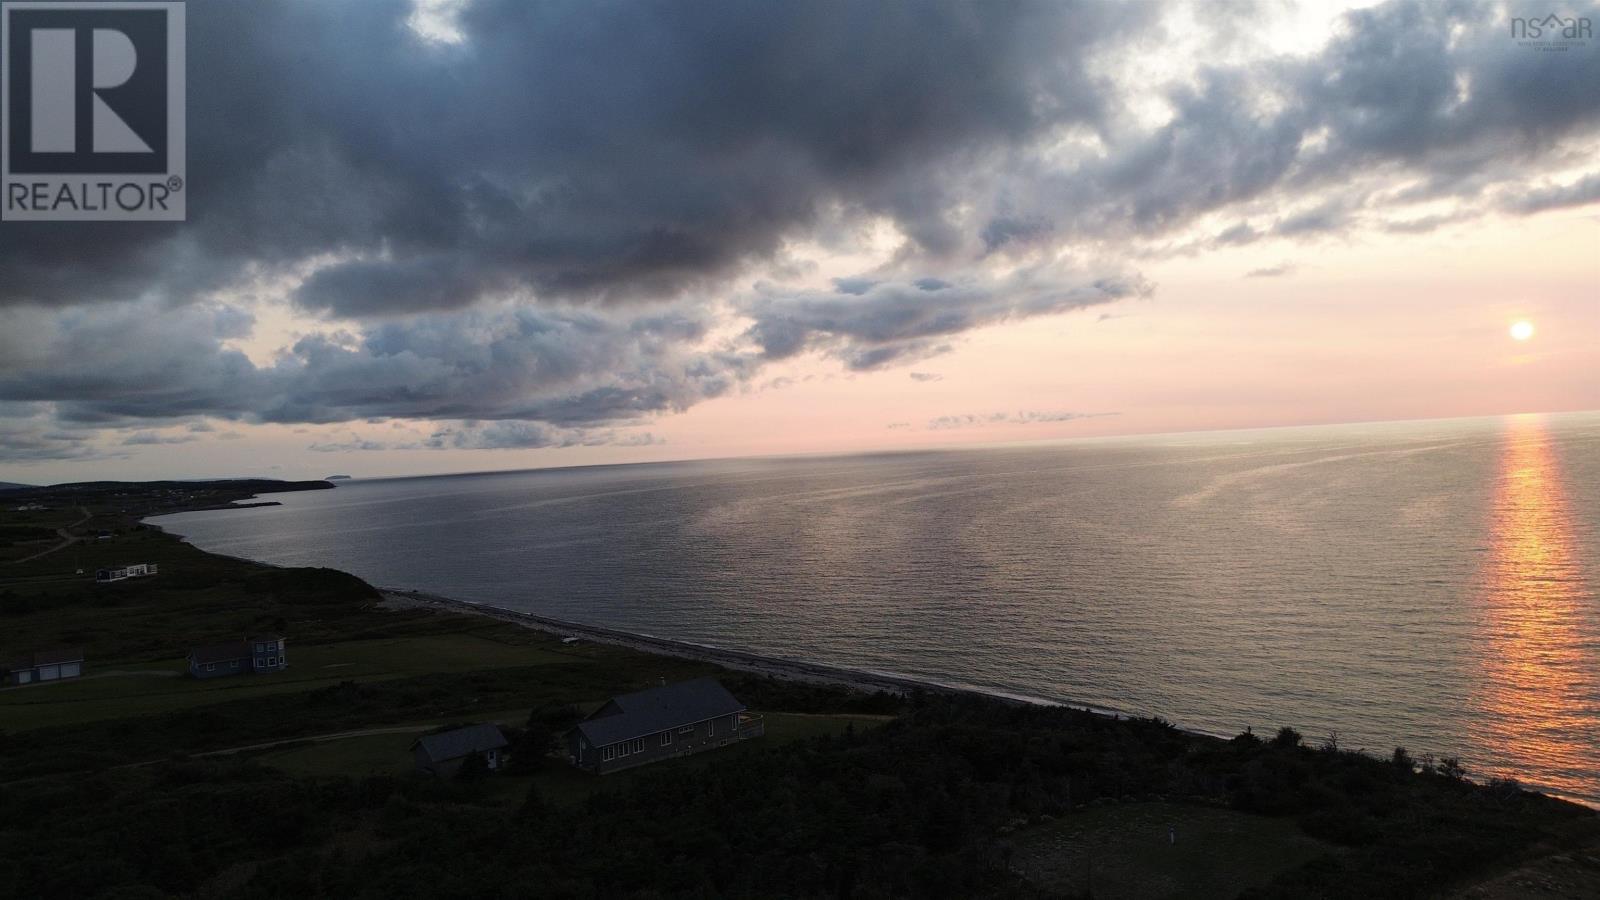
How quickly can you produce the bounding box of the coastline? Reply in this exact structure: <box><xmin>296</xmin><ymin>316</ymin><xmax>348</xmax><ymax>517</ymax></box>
<box><xmin>149</xmin><ymin>501</ymin><xmax>1594</xmax><ymax>808</ymax></box>
<box><xmin>150</xmin><ymin>508</ymin><xmax>1124</xmax><ymax>717</ymax></box>
<box><xmin>375</xmin><ymin>586</ymin><xmax>1162</xmax><ymax>727</ymax></box>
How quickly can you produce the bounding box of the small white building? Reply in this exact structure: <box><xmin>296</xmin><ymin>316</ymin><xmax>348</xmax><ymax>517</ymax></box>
<box><xmin>95</xmin><ymin>563</ymin><xmax>159</xmax><ymax>583</ymax></box>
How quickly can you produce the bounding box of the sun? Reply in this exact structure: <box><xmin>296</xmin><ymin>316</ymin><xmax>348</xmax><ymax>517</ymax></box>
<box><xmin>1510</xmin><ymin>320</ymin><xmax>1535</xmax><ymax>341</ymax></box>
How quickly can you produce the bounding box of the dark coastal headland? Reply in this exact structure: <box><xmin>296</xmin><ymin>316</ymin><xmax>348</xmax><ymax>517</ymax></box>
<box><xmin>1</xmin><ymin>479</ymin><xmax>1596</xmax><ymax>898</ymax></box>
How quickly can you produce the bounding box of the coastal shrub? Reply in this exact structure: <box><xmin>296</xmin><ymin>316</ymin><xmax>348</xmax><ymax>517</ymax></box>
<box><xmin>1271</xmin><ymin>726</ymin><xmax>1303</xmax><ymax>749</ymax></box>
<box><xmin>1392</xmin><ymin>746</ymin><xmax>1416</xmax><ymax>775</ymax></box>
<box><xmin>507</xmin><ymin>723</ymin><xmax>553</xmax><ymax>773</ymax></box>
<box><xmin>517</xmin><ymin>784</ymin><xmax>548</xmax><ymax>821</ymax></box>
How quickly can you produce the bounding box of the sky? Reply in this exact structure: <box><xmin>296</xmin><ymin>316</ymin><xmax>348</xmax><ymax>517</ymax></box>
<box><xmin>0</xmin><ymin>0</ymin><xmax>1597</xmax><ymax>483</ymax></box>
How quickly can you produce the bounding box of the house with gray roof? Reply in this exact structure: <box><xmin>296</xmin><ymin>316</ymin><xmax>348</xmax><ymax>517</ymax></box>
<box><xmin>564</xmin><ymin>677</ymin><xmax>764</xmax><ymax>775</ymax></box>
<box><xmin>413</xmin><ymin>724</ymin><xmax>509</xmax><ymax>777</ymax></box>
<box><xmin>3</xmin><ymin>648</ymin><xmax>84</xmax><ymax>685</ymax></box>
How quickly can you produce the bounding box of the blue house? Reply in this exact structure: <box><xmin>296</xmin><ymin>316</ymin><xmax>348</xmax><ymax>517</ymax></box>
<box><xmin>187</xmin><ymin>634</ymin><xmax>286</xmax><ymax>679</ymax></box>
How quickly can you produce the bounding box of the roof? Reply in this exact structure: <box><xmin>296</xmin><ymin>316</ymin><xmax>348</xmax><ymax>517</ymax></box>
<box><xmin>573</xmin><ymin>677</ymin><xmax>746</xmax><ymax>747</ymax></box>
<box><xmin>413</xmin><ymin>724</ymin><xmax>509</xmax><ymax>763</ymax></box>
<box><xmin>2</xmin><ymin>648</ymin><xmax>83</xmax><ymax>671</ymax></box>
<box><xmin>188</xmin><ymin>640</ymin><xmax>251</xmax><ymax>664</ymax></box>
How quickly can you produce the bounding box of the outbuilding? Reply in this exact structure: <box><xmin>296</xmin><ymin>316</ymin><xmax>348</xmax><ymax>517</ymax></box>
<box><xmin>3</xmin><ymin>648</ymin><xmax>84</xmax><ymax>685</ymax></box>
<box><xmin>412</xmin><ymin>724</ymin><xmax>509</xmax><ymax>777</ymax></box>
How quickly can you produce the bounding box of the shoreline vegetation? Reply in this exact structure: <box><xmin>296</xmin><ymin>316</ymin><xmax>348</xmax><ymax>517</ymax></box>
<box><xmin>2</xmin><ymin>479</ymin><xmax>1597</xmax><ymax>898</ymax></box>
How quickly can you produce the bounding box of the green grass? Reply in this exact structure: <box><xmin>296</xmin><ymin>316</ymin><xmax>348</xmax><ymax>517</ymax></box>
<box><xmin>0</xmin><ymin>633</ymin><xmax>592</xmax><ymax>731</ymax></box>
<box><xmin>1012</xmin><ymin>801</ymin><xmax>1336</xmax><ymax>899</ymax></box>
<box><xmin>251</xmin><ymin>732</ymin><xmax>424</xmax><ymax>778</ymax></box>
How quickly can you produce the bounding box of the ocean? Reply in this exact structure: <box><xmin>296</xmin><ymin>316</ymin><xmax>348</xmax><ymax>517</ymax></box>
<box><xmin>151</xmin><ymin>413</ymin><xmax>1600</xmax><ymax>805</ymax></box>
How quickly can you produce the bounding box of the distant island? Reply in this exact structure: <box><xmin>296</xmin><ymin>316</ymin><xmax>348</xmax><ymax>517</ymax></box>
<box><xmin>325</xmin><ymin>474</ymin><xmax>353</xmax><ymax>481</ymax></box>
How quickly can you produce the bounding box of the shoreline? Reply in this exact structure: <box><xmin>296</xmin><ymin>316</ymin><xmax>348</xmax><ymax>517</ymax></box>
<box><xmin>376</xmin><ymin>586</ymin><xmax>1170</xmax><ymax>728</ymax></box>
<box><xmin>150</xmin><ymin>504</ymin><xmax>1596</xmax><ymax>809</ymax></box>
<box><xmin>150</xmin><ymin>512</ymin><xmax>1116</xmax><ymax>715</ymax></box>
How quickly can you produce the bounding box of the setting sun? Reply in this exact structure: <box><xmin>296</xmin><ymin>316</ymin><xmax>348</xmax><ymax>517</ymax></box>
<box><xmin>1511</xmin><ymin>320</ymin><xmax>1536</xmax><ymax>341</ymax></box>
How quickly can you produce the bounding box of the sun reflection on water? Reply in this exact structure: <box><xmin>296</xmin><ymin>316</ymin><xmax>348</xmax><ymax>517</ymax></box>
<box><xmin>1473</xmin><ymin>415</ymin><xmax>1599</xmax><ymax>800</ymax></box>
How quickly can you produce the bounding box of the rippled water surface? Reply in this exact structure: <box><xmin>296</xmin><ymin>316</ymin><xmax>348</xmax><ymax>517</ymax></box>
<box><xmin>153</xmin><ymin>414</ymin><xmax>1600</xmax><ymax>804</ymax></box>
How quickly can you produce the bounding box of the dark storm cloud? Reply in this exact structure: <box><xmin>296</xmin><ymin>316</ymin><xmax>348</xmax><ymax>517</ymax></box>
<box><xmin>1013</xmin><ymin>0</ymin><xmax>1600</xmax><ymax>245</ymax></box>
<box><xmin>307</xmin><ymin>422</ymin><xmax>659</xmax><ymax>452</ymax></box>
<box><xmin>0</xmin><ymin>301</ymin><xmax>738</xmax><ymax>429</ymax></box>
<box><xmin>1272</xmin><ymin>203</ymin><xmax>1353</xmax><ymax>238</ymax></box>
<box><xmin>0</xmin><ymin>0</ymin><xmax>1147</xmax><ymax>311</ymax></box>
<box><xmin>0</xmin><ymin>304</ymin><xmax>263</xmax><ymax>423</ymax></box>
<box><xmin>745</xmin><ymin>272</ymin><xmax>1151</xmax><ymax>370</ymax></box>
<box><xmin>1501</xmin><ymin>171</ymin><xmax>1600</xmax><ymax>214</ymax></box>
<box><xmin>3</xmin><ymin>0</ymin><xmax>1594</xmax><ymax>312</ymax></box>
<box><xmin>0</xmin><ymin>425</ymin><xmax>102</xmax><ymax>461</ymax></box>
<box><xmin>0</xmin><ymin>403</ymin><xmax>106</xmax><ymax>462</ymax></box>
<box><xmin>0</xmin><ymin>0</ymin><xmax>1596</xmax><ymax>451</ymax></box>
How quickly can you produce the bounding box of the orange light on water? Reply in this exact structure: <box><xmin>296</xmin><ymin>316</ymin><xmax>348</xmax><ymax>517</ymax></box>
<box><xmin>1472</xmin><ymin>416</ymin><xmax>1597</xmax><ymax>800</ymax></box>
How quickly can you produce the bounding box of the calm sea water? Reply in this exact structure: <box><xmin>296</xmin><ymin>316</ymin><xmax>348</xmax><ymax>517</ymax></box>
<box><xmin>152</xmin><ymin>414</ymin><xmax>1600</xmax><ymax>805</ymax></box>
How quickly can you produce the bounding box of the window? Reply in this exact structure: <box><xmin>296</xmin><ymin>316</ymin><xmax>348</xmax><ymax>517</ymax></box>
<box><xmin>205</xmin><ymin>663</ymin><xmax>214</xmax><ymax>671</ymax></box>
<box><xmin>679</xmin><ymin>725</ymin><xmax>695</xmax><ymax>735</ymax></box>
<box><xmin>660</xmin><ymin>732</ymin><xmax>672</xmax><ymax>747</ymax></box>
<box><xmin>633</xmin><ymin>738</ymin><xmax>644</xmax><ymax>754</ymax></box>
<box><xmin>603</xmin><ymin>746</ymin><xmax>615</xmax><ymax>761</ymax></box>
<box><xmin>254</xmin><ymin>643</ymin><xmax>264</xmax><ymax>653</ymax></box>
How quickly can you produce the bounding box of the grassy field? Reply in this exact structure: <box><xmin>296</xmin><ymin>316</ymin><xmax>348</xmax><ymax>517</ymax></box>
<box><xmin>0</xmin><ymin>631</ymin><xmax>608</xmax><ymax>731</ymax></box>
<box><xmin>249</xmin><ymin>710</ymin><xmax>893</xmax><ymax>806</ymax></box>
<box><xmin>1012</xmin><ymin>801</ymin><xmax>1336</xmax><ymax>899</ymax></box>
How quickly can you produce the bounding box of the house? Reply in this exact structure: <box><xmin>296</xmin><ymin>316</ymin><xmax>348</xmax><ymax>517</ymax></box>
<box><xmin>3</xmin><ymin>648</ymin><xmax>84</xmax><ymax>685</ymax></box>
<box><xmin>187</xmin><ymin>635</ymin><xmax>287</xmax><ymax>678</ymax></box>
<box><xmin>565</xmin><ymin>677</ymin><xmax>763</xmax><ymax>775</ymax></box>
<box><xmin>412</xmin><ymin>724</ymin><xmax>509</xmax><ymax>777</ymax></box>
<box><xmin>95</xmin><ymin>562</ymin><xmax>158</xmax><ymax>583</ymax></box>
